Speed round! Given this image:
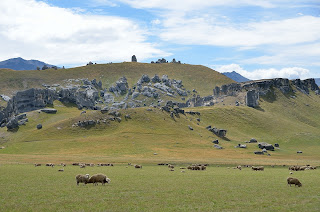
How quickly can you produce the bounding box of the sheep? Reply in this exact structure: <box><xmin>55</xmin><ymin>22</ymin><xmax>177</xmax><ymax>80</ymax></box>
<box><xmin>252</xmin><ymin>166</ymin><xmax>264</xmax><ymax>171</ymax></box>
<box><xmin>34</xmin><ymin>163</ymin><xmax>41</xmax><ymax>167</ymax></box>
<box><xmin>290</xmin><ymin>172</ymin><xmax>293</xmax><ymax>175</ymax></box>
<box><xmin>88</xmin><ymin>174</ymin><xmax>110</xmax><ymax>186</ymax></box>
<box><xmin>75</xmin><ymin>174</ymin><xmax>90</xmax><ymax>185</ymax></box>
<box><xmin>237</xmin><ymin>165</ymin><xmax>242</xmax><ymax>170</ymax></box>
<box><xmin>46</xmin><ymin>163</ymin><xmax>54</xmax><ymax>167</ymax></box>
<box><xmin>80</xmin><ymin>164</ymin><xmax>86</xmax><ymax>168</ymax></box>
<box><xmin>287</xmin><ymin>177</ymin><xmax>302</xmax><ymax>187</ymax></box>
<box><xmin>58</xmin><ymin>168</ymin><xmax>64</xmax><ymax>172</ymax></box>
<box><xmin>168</xmin><ymin>164</ymin><xmax>174</xmax><ymax>169</ymax></box>
<box><xmin>134</xmin><ymin>164</ymin><xmax>142</xmax><ymax>169</ymax></box>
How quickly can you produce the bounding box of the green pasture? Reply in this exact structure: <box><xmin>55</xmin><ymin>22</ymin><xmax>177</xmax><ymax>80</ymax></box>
<box><xmin>0</xmin><ymin>164</ymin><xmax>319</xmax><ymax>211</ymax></box>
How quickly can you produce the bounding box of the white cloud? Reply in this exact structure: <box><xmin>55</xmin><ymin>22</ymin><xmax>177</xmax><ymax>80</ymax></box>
<box><xmin>0</xmin><ymin>0</ymin><xmax>168</xmax><ymax>65</ymax></box>
<box><xmin>159</xmin><ymin>15</ymin><xmax>320</xmax><ymax>47</ymax></box>
<box><xmin>214</xmin><ymin>64</ymin><xmax>311</xmax><ymax>80</ymax></box>
<box><xmin>116</xmin><ymin>0</ymin><xmax>276</xmax><ymax>11</ymax></box>
<box><xmin>241</xmin><ymin>42</ymin><xmax>320</xmax><ymax>66</ymax></box>
<box><xmin>151</xmin><ymin>19</ymin><xmax>161</xmax><ymax>25</ymax></box>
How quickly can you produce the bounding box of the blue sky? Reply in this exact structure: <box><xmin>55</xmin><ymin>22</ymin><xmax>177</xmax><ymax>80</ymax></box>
<box><xmin>0</xmin><ymin>0</ymin><xmax>320</xmax><ymax>80</ymax></box>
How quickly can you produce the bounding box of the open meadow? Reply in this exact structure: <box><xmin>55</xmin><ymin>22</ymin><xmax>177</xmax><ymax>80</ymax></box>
<box><xmin>0</xmin><ymin>164</ymin><xmax>319</xmax><ymax>211</ymax></box>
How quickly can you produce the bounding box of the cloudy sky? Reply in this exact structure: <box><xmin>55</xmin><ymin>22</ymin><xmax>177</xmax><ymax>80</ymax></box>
<box><xmin>0</xmin><ymin>0</ymin><xmax>320</xmax><ymax>80</ymax></box>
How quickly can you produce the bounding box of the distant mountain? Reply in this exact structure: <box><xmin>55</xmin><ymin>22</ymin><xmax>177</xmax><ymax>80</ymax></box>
<box><xmin>0</xmin><ymin>57</ymin><xmax>56</xmax><ymax>70</ymax></box>
<box><xmin>315</xmin><ymin>78</ymin><xmax>320</xmax><ymax>87</ymax></box>
<box><xmin>222</xmin><ymin>71</ymin><xmax>250</xmax><ymax>83</ymax></box>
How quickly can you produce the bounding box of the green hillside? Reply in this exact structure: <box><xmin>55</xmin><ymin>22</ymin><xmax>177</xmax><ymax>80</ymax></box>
<box><xmin>0</xmin><ymin>62</ymin><xmax>234</xmax><ymax>96</ymax></box>
<box><xmin>1</xmin><ymin>86</ymin><xmax>320</xmax><ymax>165</ymax></box>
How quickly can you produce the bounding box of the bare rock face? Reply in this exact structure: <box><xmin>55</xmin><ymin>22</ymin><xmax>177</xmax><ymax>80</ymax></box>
<box><xmin>246</xmin><ymin>90</ymin><xmax>259</xmax><ymax>108</ymax></box>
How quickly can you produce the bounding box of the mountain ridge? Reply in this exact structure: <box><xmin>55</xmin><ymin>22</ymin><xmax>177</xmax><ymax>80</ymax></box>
<box><xmin>0</xmin><ymin>57</ymin><xmax>56</xmax><ymax>71</ymax></box>
<box><xmin>222</xmin><ymin>71</ymin><xmax>250</xmax><ymax>82</ymax></box>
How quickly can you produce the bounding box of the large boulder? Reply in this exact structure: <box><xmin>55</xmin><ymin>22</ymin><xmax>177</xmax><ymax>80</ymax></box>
<box><xmin>37</xmin><ymin>124</ymin><xmax>42</xmax><ymax>129</ymax></box>
<box><xmin>258</xmin><ymin>142</ymin><xmax>274</xmax><ymax>151</ymax></box>
<box><xmin>6</xmin><ymin>117</ymin><xmax>19</xmax><ymax>130</ymax></box>
<box><xmin>109</xmin><ymin>77</ymin><xmax>129</xmax><ymax>95</ymax></box>
<box><xmin>246</xmin><ymin>90</ymin><xmax>259</xmax><ymax>107</ymax></box>
<box><xmin>131</xmin><ymin>55</ymin><xmax>137</xmax><ymax>62</ymax></box>
<box><xmin>104</xmin><ymin>92</ymin><xmax>114</xmax><ymax>103</ymax></box>
<box><xmin>151</xmin><ymin>74</ymin><xmax>161</xmax><ymax>83</ymax></box>
<box><xmin>138</xmin><ymin>75</ymin><xmax>150</xmax><ymax>84</ymax></box>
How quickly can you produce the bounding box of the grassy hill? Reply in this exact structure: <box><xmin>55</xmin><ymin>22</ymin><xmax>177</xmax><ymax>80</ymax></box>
<box><xmin>1</xmin><ymin>85</ymin><xmax>320</xmax><ymax>165</ymax></box>
<box><xmin>0</xmin><ymin>62</ymin><xmax>234</xmax><ymax>96</ymax></box>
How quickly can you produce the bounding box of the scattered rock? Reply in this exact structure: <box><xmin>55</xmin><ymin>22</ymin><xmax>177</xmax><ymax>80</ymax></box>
<box><xmin>249</xmin><ymin>138</ymin><xmax>257</xmax><ymax>143</ymax></box>
<box><xmin>40</xmin><ymin>108</ymin><xmax>57</xmax><ymax>114</ymax></box>
<box><xmin>101</xmin><ymin>106</ymin><xmax>109</xmax><ymax>114</ymax></box>
<box><xmin>235</xmin><ymin>144</ymin><xmax>247</xmax><ymax>148</ymax></box>
<box><xmin>213</xmin><ymin>144</ymin><xmax>223</xmax><ymax>149</ymax></box>
<box><xmin>212</xmin><ymin>140</ymin><xmax>219</xmax><ymax>144</ymax></box>
<box><xmin>258</xmin><ymin>142</ymin><xmax>274</xmax><ymax>151</ymax></box>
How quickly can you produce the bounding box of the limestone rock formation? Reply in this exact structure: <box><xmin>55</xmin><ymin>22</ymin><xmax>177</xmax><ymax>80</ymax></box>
<box><xmin>109</xmin><ymin>77</ymin><xmax>129</xmax><ymax>95</ymax></box>
<box><xmin>131</xmin><ymin>55</ymin><xmax>137</xmax><ymax>62</ymax></box>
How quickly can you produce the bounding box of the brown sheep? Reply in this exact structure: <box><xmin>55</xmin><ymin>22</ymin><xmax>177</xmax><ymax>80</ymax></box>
<box><xmin>287</xmin><ymin>177</ymin><xmax>302</xmax><ymax>187</ymax></box>
<box><xmin>168</xmin><ymin>164</ymin><xmax>174</xmax><ymax>169</ymax></box>
<box><xmin>34</xmin><ymin>163</ymin><xmax>41</xmax><ymax>167</ymax></box>
<box><xmin>252</xmin><ymin>166</ymin><xmax>264</xmax><ymax>171</ymax></box>
<box><xmin>134</xmin><ymin>164</ymin><xmax>142</xmax><ymax>169</ymax></box>
<box><xmin>88</xmin><ymin>174</ymin><xmax>110</xmax><ymax>185</ymax></box>
<box><xmin>75</xmin><ymin>174</ymin><xmax>90</xmax><ymax>185</ymax></box>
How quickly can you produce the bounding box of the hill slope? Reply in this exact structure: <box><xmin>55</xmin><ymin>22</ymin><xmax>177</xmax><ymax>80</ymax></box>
<box><xmin>222</xmin><ymin>71</ymin><xmax>250</xmax><ymax>82</ymax></box>
<box><xmin>0</xmin><ymin>57</ymin><xmax>56</xmax><ymax>71</ymax></box>
<box><xmin>1</xmin><ymin>87</ymin><xmax>320</xmax><ymax>165</ymax></box>
<box><xmin>0</xmin><ymin>62</ymin><xmax>234</xmax><ymax>96</ymax></box>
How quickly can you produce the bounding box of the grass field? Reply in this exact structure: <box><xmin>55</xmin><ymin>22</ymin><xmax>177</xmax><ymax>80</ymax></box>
<box><xmin>0</xmin><ymin>164</ymin><xmax>319</xmax><ymax>211</ymax></box>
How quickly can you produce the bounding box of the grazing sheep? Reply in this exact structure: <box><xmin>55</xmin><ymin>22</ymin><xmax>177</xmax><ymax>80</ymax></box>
<box><xmin>252</xmin><ymin>166</ymin><xmax>264</xmax><ymax>171</ymax></box>
<box><xmin>34</xmin><ymin>163</ymin><xmax>41</xmax><ymax>167</ymax></box>
<box><xmin>134</xmin><ymin>164</ymin><xmax>142</xmax><ymax>169</ymax></box>
<box><xmin>88</xmin><ymin>174</ymin><xmax>110</xmax><ymax>185</ymax></box>
<box><xmin>290</xmin><ymin>172</ymin><xmax>293</xmax><ymax>175</ymax></box>
<box><xmin>72</xmin><ymin>163</ymin><xmax>80</xmax><ymax>166</ymax></box>
<box><xmin>46</xmin><ymin>163</ymin><xmax>55</xmax><ymax>167</ymax></box>
<box><xmin>287</xmin><ymin>177</ymin><xmax>302</xmax><ymax>187</ymax></box>
<box><xmin>80</xmin><ymin>164</ymin><xmax>86</xmax><ymax>168</ymax></box>
<box><xmin>58</xmin><ymin>168</ymin><xmax>64</xmax><ymax>172</ymax></box>
<box><xmin>168</xmin><ymin>164</ymin><xmax>174</xmax><ymax>169</ymax></box>
<box><xmin>237</xmin><ymin>165</ymin><xmax>242</xmax><ymax>170</ymax></box>
<box><xmin>169</xmin><ymin>169</ymin><xmax>175</xmax><ymax>171</ymax></box>
<box><xmin>75</xmin><ymin>174</ymin><xmax>90</xmax><ymax>185</ymax></box>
